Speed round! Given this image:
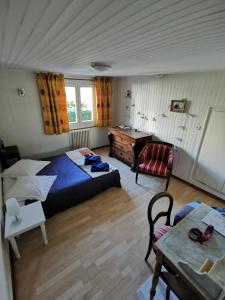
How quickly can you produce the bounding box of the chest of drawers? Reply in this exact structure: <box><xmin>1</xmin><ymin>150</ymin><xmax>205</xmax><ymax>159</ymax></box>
<box><xmin>108</xmin><ymin>127</ymin><xmax>152</xmax><ymax>171</ymax></box>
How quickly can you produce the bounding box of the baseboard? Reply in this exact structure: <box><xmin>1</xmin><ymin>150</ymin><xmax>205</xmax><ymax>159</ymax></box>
<box><xmin>91</xmin><ymin>145</ymin><xmax>109</xmax><ymax>150</ymax></box>
<box><xmin>171</xmin><ymin>175</ymin><xmax>224</xmax><ymax>202</ymax></box>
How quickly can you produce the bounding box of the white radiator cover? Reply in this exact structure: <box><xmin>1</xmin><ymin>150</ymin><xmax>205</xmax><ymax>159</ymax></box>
<box><xmin>70</xmin><ymin>129</ymin><xmax>90</xmax><ymax>149</ymax></box>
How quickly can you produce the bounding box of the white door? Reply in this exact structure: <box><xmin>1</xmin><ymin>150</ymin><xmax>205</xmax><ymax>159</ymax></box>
<box><xmin>194</xmin><ymin>108</ymin><xmax>225</xmax><ymax>193</ymax></box>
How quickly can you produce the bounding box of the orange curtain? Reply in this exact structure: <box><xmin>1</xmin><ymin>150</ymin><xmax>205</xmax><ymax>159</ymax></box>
<box><xmin>36</xmin><ymin>73</ymin><xmax>69</xmax><ymax>134</ymax></box>
<box><xmin>94</xmin><ymin>77</ymin><xmax>112</xmax><ymax>127</ymax></box>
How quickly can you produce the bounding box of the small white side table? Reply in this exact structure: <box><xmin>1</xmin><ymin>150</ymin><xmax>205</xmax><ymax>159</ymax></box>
<box><xmin>5</xmin><ymin>201</ymin><xmax>48</xmax><ymax>259</ymax></box>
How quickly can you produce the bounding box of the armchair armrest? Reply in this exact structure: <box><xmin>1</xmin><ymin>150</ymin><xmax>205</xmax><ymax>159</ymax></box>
<box><xmin>137</xmin><ymin>144</ymin><xmax>150</xmax><ymax>165</ymax></box>
<box><xmin>167</xmin><ymin>147</ymin><xmax>174</xmax><ymax>171</ymax></box>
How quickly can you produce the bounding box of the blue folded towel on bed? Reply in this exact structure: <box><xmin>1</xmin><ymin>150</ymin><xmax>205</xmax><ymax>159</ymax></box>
<box><xmin>91</xmin><ymin>162</ymin><xmax>109</xmax><ymax>172</ymax></box>
<box><xmin>85</xmin><ymin>155</ymin><xmax>101</xmax><ymax>165</ymax></box>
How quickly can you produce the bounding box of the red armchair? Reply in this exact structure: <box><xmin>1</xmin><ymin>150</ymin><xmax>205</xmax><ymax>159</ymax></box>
<box><xmin>136</xmin><ymin>141</ymin><xmax>174</xmax><ymax>190</ymax></box>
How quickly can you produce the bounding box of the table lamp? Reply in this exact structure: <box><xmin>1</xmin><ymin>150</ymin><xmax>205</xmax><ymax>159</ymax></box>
<box><xmin>6</xmin><ymin>198</ymin><xmax>22</xmax><ymax>224</ymax></box>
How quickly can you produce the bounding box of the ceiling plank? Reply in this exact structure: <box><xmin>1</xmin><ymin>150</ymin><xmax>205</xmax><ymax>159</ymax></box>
<box><xmin>0</xmin><ymin>0</ymin><xmax>225</xmax><ymax>75</ymax></box>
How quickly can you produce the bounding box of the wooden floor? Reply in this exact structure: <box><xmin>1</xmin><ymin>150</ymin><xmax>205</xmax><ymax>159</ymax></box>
<box><xmin>13</xmin><ymin>147</ymin><xmax>224</xmax><ymax>300</ymax></box>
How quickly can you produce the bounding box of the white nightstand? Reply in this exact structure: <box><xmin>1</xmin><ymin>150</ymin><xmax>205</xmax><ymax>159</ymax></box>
<box><xmin>5</xmin><ymin>201</ymin><xmax>48</xmax><ymax>259</ymax></box>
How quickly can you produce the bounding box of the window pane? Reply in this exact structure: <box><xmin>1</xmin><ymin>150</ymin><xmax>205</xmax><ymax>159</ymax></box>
<box><xmin>80</xmin><ymin>87</ymin><xmax>93</xmax><ymax>121</ymax></box>
<box><xmin>65</xmin><ymin>86</ymin><xmax>77</xmax><ymax>123</ymax></box>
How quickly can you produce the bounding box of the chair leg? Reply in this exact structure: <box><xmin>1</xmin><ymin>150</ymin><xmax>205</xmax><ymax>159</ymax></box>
<box><xmin>136</xmin><ymin>170</ymin><xmax>139</xmax><ymax>183</ymax></box>
<box><xmin>166</xmin><ymin>286</ymin><xmax>170</xmax><ymax>300</ymax></box>
<box><xmin>165</xmin><ymin>175</ymin><xmax>171</xmax><ymax>191</ymax></box>
<box><xmin>145</xmin><ymin>235</ymin><xmax>153</xmax><ymax>261</ymax></box>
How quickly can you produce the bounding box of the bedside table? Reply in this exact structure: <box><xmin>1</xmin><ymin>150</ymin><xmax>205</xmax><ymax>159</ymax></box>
<box><xmin>0</xmin><ymin>145</ymin><xmax>21</xmax><ymax>168</ymax></box>
<box><xmin>5</xmin><ymin>201</ymin><xmax>48</xmax><ymax>259</ymax></box>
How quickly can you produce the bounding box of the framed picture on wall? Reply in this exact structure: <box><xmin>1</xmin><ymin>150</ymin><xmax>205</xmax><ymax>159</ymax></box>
<box><xmin>170</xmin><ymin>99</ymin><xmax>186</xmax><ymax>113</ymax></box>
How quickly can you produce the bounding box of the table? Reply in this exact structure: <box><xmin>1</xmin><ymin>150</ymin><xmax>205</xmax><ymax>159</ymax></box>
<box><xmin>108</xmin><ymin>127</ymin><xmax>152</xmax><ymax>171</ymax></box>
<box><xmin>150</xmin><ymin>203</ymin><xmax>225</xmax><ymax>300</ymax></box>
<box><xmin>5</xmin><ymin>201</ymin><xmax>48</xmax><ymax>259</ymax></box>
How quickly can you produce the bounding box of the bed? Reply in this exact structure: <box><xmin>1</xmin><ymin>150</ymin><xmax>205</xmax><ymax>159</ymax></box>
<box><xmin>26</xmin><ymin>153</ymin><xmax>121</xmax><ymax>218</ymax></box>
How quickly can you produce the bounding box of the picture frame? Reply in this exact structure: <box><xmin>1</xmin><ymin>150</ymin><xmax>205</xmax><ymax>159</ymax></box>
<box><xmin>170</xmin><ymin>99</ymin><xmax>186</xmax><ymax>113</ymax></box>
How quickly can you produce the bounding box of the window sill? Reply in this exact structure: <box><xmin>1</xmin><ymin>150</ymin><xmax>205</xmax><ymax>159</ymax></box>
<box><xmin>69</xmin><ymin>125</ymin><xmax>96</xmax><ymax>131</ymax></box>
<box><xmin>69</xmin><ymin>120</ymin><xmax>96</xmax><ymax>130</ymax></box>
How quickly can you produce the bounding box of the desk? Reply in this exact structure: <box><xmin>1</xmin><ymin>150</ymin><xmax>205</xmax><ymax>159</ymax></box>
<box><xmin>150</xmin><ymin>204</ymin><xmax>225</xmax><ymax>300</ymax></box>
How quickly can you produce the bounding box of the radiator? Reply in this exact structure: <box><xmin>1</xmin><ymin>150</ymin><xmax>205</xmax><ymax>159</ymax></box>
<box><xmin>70</xmin><ymin>129</ymin><xmax>90</xmax><ymax>149</ymax></box>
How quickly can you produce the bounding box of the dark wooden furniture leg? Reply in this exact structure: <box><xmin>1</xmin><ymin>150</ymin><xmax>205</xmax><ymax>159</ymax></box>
<box><xmin>145</xmin><ymin>233</ymin><xmax>153</xmax><ymax>261</ymax></box>
<box><xmin>131</xmin><ymin>142</ymin><xmax>136</xmax><ymax>171</ymax></box>
<box><xmin>108</xmin><ymin>132</ymin><xmax>113</xmax><ymax>157</ymax></box>
<box><xmin>135</xmin><ymin>169</ymin><xmax>139</xmax><ymax>183</ymax></box>
<box><xmin>150</xmin><ymin>251</ymin><xmax>163</xmax><ymax>299</ymax></box>
<box><xmin>165</xmin><ymin>173</ymin><xmax>171</xmax><ymax>191</ymax></box>
<box><xmin>166</xmin><ymin>286</ymin><xmax>171</xmax><ymax>300</ymax></box>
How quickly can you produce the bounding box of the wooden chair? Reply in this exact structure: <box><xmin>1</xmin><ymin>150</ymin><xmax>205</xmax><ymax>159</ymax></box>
<box><xmin>147</xmin><ymin>193</ymin><xmax>204</xmax><ymax>300</ymax></box>
<box><xmin>145</xmin><ymin>192</ymin><xmax>173</xmax><ymax>261</ymax></box>
<box><xmin>136</xmin><ymin>141</ymin><xmax>174</xmax><ymax>190</ymax></box>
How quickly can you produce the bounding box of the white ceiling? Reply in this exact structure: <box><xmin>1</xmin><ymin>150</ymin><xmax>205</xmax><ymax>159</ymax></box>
<box><xmin>0</xmin><ymin>0</ymin><xmax>225</xmax><ymax>76</ymax></box>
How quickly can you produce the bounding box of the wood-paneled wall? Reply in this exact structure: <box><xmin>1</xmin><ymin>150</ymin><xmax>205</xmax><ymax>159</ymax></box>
<box><xmin>114</xmin><ymin>72</ymin><xmax>225</xmax><ymax>199</ymax></box>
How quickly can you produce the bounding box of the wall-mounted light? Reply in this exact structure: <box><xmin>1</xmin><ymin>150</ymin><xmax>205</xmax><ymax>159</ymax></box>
<box><xmin>125</xmin><ymin>90</ymin><xmax>132</xmax><ymax>98</ymax></box>
<box><xmin>152</xmin><ymin>112</ymin><xmax>167</xmax><ymax>122</ymax></box>
<box><xmin>17</xmin><ymin>88</ymin><xmax>26</xmax><ymax>97</ymax></box>
<box><xmin>175</xmin><ymin>137</ymin><xmax>183</xmax><ymax>142</ymax></box>
<box><xmin>125</xmin><ymin>103</ymin><xmax>135</xmax><ymax>110</ymax></box>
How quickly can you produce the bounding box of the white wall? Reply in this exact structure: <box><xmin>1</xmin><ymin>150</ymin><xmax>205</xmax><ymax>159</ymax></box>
<box><xmin>0</xmin><ymin>163</ymin><xmax>13</xmax><ymax>300</ymax></box>
<box><xmin>0</xmin><ymin>67</ymin><xmax>109</xmax><ymax>158</ymax></box>
<box><xmin>0</xmin><ymin>67</ymin><xmax>110</xmax><ymax>299</ymax></box>
<box><xmin>114</xmin><ymin>72</ymin><xmax>225</xmax><ymax>199</ymax></box>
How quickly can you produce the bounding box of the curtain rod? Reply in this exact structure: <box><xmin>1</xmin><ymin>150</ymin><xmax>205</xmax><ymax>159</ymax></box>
<box><xmin>65</xmin><ymin>77</ymin><xmax>94</xmax><ymax>81</ymax></box>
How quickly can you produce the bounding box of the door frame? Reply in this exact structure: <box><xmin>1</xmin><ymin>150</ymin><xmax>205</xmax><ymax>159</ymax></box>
<box><xmin>190</xmin><ymin>106</ymin><xmax>225</xmax><ymax>192</ymax></box>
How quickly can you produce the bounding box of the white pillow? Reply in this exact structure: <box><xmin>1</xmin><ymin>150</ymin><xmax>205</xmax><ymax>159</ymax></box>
<box><xmin>3</xmin><ymin>177</ymin><xmax>17</xmax><ymax>194</ymax></box>
<box><xmin>4</xmin><ymin>176</ymin><xmax>57</xmax><ymax>202</ymax></box>
<box><xmin>1</xmin><ymin>159</ymin><xmax>50</xmax><ymax>177</ymax></box>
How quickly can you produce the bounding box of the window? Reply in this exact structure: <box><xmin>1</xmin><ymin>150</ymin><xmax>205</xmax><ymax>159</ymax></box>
<box><xmin>65</xmin><ymin>79</ymin><xmax>95</xmax><ymax>129</ymax></box>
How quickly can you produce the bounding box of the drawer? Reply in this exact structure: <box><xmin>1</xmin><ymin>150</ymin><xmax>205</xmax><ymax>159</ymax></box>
<box><xmin>112</xmin><ymin>146</ymin><xmax>133</xmax><ymax>157</ymax></box>
<box><xmin>113</xmin><ymin>134</ymin><xmax>134</xmax><ymax>144</ymax></box>
<box><xmin>112</xmin><ymin>141</ymin><xmax>132</xmax><ymax>152</ymax></box>
<box><xmin>112</xmin><ymin>148</ymin><xmax>133</xmax><ymax>163</ymax></box>
<box><xmin>114</xmin><ymin>135</ymin><xmax>123</xmax><ymax>143</ymax></box>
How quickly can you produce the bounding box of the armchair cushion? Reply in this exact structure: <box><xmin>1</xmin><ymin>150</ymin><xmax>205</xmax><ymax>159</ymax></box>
<box><xmin>150</xmin><ymin>143</ymin><xmax>172</xmax><ymax>162</ymax></box>
<box><xmin>138</xmin><ymin>143</ymin><xmax>174</xmax><ymax>173</ymax></box>
<box><xmin>138</xmin><ymin>159</ymin><xmax>169</xmax><ymax>177</ymax></box>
